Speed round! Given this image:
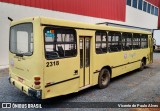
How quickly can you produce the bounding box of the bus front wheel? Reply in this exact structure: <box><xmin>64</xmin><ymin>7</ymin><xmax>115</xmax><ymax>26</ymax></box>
<box><xmin>98</xmin><ymin>68</ymin><xmax>111</xmax><ymax>89</ymax></box>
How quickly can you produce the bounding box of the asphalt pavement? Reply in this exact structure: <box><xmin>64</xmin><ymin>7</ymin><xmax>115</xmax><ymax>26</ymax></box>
<box><xmin>0</xmin><ymin>52</ymin><xmax>160</xmax><ymax>111</ymax></box>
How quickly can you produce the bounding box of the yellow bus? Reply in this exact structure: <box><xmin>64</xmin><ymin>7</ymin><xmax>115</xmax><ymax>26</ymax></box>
<box><xmin>9</xmin><ymin>17</ymin><xmax>153</xmax><ymax>99</ymax></box>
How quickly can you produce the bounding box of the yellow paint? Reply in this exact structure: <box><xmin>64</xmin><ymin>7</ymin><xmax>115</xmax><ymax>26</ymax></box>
<box><xmin>9</xmin><ymin>17</ymin><xmax>152</xmax><ymax>99</ymax></box>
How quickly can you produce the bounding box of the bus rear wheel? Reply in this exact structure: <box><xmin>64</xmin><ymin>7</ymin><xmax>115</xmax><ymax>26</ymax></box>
<box><xmin>139</xmin><ymin>60</ymin><xmax>145</xmax><ymax>71</ymax></box>
<box><xmin>98</xmin><ymin>68</ymin><xmax>111</xmax><ymax>89</ymax></box>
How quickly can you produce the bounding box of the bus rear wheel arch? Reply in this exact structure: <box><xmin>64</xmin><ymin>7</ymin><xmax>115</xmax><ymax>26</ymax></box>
<box><xmin>139</xmin><ymin>57</ymin><xmax>146</xmax><ymax>71</ymax></box>
<box><xmin>98</xmin><ymin>68</ymin><xmax>111</xmax><ymax>89</ymax></box>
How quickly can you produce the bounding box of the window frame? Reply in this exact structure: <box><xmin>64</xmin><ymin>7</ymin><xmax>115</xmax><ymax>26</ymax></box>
<box><xmin>44</xmin><ymin>27</ymin><xmax>77</xmax><ymax>60</ymax></box>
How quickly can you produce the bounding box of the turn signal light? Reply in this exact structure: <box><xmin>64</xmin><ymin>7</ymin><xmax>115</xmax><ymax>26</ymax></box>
<box><xmin>34</xmin><ymin>81</ymin><xmax>40</xmax><ymax>85</ymax></box>
<box><xmin>34</xmin><ymin>77</ymin><xmax>40</xmax><ymax>81</ymax></box>
<box><xmin>34</xmin><ymin>76</ymin><xmax>41</xmax><ymax>89</ymax></box>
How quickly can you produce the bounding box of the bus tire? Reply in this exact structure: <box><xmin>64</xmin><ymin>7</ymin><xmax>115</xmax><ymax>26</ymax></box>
<box><xmin>139</xmin><ymin>60</ymin><xmax>145</xmax><ymax>71</ymax></box>
<box><xmin>98</xmin><ymin>68</ymin><xmax>111</xmax><ymax>89</ymax></box>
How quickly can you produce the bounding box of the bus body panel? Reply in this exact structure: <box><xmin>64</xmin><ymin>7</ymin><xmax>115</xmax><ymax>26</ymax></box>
<box><xmin>43</xmin><ymin>57</ymin><xmax>80</xmax><ymax>98</ymax></box>
<box><xmin>9</xmin><ymin>17</ymin><xmax>153</xmax><ymax>99</ymax></box>
<box><xmin>9</xmin><ymin>17</ymin><xmax>44</xmax><ymax>98</ymax></box>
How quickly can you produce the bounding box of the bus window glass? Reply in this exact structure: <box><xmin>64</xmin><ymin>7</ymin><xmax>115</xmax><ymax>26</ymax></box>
<box><xmin>108</xmin><ymin>31</ymin><xmax>122</xmax><ymax>52</ymax></box>
<box><xmin>44</xmin><ymin>27</ymin><xmax>77</xmax><ymax>59</ymax></box>
<box><xmin>45</xmin><ymin>45</ymin><xmax>54</xmax><ymax>52</ymax></box>
<box><xmin>10</xmin><ymin>23</ymin><xmax>33</xmax><ymax>56</ymax></box>
<box><xmin>17</xmin><ymin>31</ymin><xmax>29</xmax><ymax>53</ymax></box>
<box><xmin>141</xmin><ymin>34</ymin><xmax>148</xmax><ymax>48</ymax></box>
<box><xmin>80</xmin><ymin>40</ymin><xmax>83</xmax><ymax>68</ymax></box>
<box><xmin>57</xmin><ymin>33</ymin><xmax>63</xmax><ymax>42</ymax></box>
<box><xmin>85</xmin><ymin>40</ymin><xmax>90</xmax><ymax>67</ymax></box>
<box><xmin>133</xmin><ymin>33</ymin><xmax>141</xmax><ymax>49</ymax></box>
<box><xmin>95</xmin><ymin>31</ymin><xmax>107</xmax><ymax>54</ymax></box>
<box><xmin>122</xmin><ymin>33</ymin><xmax>132</xmax><ymax>51</ymax></box>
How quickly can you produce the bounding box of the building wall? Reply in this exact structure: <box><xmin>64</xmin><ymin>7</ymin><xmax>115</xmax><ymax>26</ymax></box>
<box><xmin>125</xmin><ymin>5</ymin><xmax>158</xmax><ymax>29</ymax></box>
<box><xmin>146</xmin><ymin>0</ymin><xmax>160</xmax><ymax>27</ymax></box>
<box><xmin>0</xmin><ymin>0</ymin><xmax>126</xmax><ymax>22</ymax></box>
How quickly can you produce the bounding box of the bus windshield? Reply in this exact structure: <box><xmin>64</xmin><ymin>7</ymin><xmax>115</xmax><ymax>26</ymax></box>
<box><xmin>10</xmin><ymin>23</ymin><xmax>33</xmax><ymax>56</ymax></box>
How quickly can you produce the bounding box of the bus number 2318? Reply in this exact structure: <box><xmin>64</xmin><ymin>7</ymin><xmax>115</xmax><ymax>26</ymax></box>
<box><xmin>46</xmin><ymin>61</ymin><xmax>59</xmax><ymax>67</ymax></box>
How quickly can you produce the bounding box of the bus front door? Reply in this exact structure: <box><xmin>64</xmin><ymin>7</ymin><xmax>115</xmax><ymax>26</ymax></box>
<box><xmin>79</xmin><ymin>37</ymin><xmax>91</xmax><ymax>87</ymax></box>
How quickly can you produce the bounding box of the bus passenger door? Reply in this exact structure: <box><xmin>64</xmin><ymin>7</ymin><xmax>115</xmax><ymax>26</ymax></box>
<box><xmin>79</xmin><ymin>37</ymin><xmax>91</xmax><ymax>87</ymax></box>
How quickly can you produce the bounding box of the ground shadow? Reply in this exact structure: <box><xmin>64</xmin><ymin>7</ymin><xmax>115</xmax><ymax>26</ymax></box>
<box><xmin>154</xmin><ymin>51</ymin><xmax>160</xmax><ymax>53</ymax></box>
<box><xmin>111</xmin><ymin>66</ymin><xmax>149</xmax><ymax>83</ymax></box>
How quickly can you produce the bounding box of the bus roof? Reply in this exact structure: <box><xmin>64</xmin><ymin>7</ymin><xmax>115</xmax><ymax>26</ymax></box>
<box><xmin>11</xmin><ymin>16</ymin><xmax>152</xmax><ymax>35</ymax></box>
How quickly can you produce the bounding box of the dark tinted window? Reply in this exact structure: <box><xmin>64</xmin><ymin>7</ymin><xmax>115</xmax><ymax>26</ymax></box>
<box><xmin>155</xmin><ymin>7</ymin><xmax>158</xmax><ymax>16</ymax></box>
<box><xmin>85</xmin><ymin>39</ymin><xmax>90</xmax><ymax>67</ymax></box>
<box><xmin>44</xmin><ymin>27</ymin><xmax>77</xmax><ymax>59</ymax></box>
<box><xmin>143</xmin><ymin>1</ymin><xmax>147</xmax><ymax>12</ymax></box>
<box><xmin>80</xmin><ymin>39</ymin><xmax>83</xmax><ymax>68</ymax></box>
<box><xmin>133</xmin><ymin>0</ymin><xmax>138</xmax><ymax>8</ymax></box>
<box><xmin>127</xmin><ymin>0</ymin><xmax>132</xmax><ymax>6</ymax></box>
<box><xmin>151</xmin><ymin>5</ymin><xmax>155</xmax><ymax>14</ymax></box>
<box><xmin>108</xmin><ymin>31</ymin><xmax>122</xmax><ymax>52</ymax></box>
<box><xmin>95</xmin><ymin>31</ymin><xmax>107</xmax><ymax>54</ymax></box>
<box><xmin>138</xmin><ymin>0</ymin><xmax>143</xmax><ymax>10</ymax></box>
<box><xmin>147</xmin><ymin>3</ymin><xmax>151</xmax><ymax>13</ymax></box>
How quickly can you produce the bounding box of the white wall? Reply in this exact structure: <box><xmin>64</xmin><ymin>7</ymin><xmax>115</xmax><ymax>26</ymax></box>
<box><xmin>126</xmin><ymin>6</ymin><xmax>158</xmax><ymax>29</ymax></box>
<box><xmin>0</xmin><ymin>2</ymin><xmax>158</xmax><ymax>66</ymax></box>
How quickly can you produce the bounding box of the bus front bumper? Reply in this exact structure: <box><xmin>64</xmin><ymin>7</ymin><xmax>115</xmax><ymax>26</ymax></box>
<box><xmin>8</xmin><ymin>77</ymin><xmax>42</xmax><ymax>99</ymax></box>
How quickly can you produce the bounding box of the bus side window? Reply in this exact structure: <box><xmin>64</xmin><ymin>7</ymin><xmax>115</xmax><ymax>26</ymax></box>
<box><xmin>133</xmin><ymin>33</ymin><xmax>141</xmax><ymax>49</ymax></box>
<box><xmin>95</xmin><ymin>31</ymin><xmax>107</xmax><ymax>54</ymax></box>
<box><xmin>122</xmin><ymin>32</ymin><xmax>132</xmax><ymax>51</ymax></box>
<box><xmin>44</xmin><ymin>27</ymin><xmax>77</xmax><ymax>59</ymax></box>
<box><xmin>141</xmin><ymin>34</ymin><xmax>148</xmax><ymax>48</ymax></box>
<box><xmin>108</xmin><ymin>31</ymin><xmax>122</xmax><ymax>52</ymax></box>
